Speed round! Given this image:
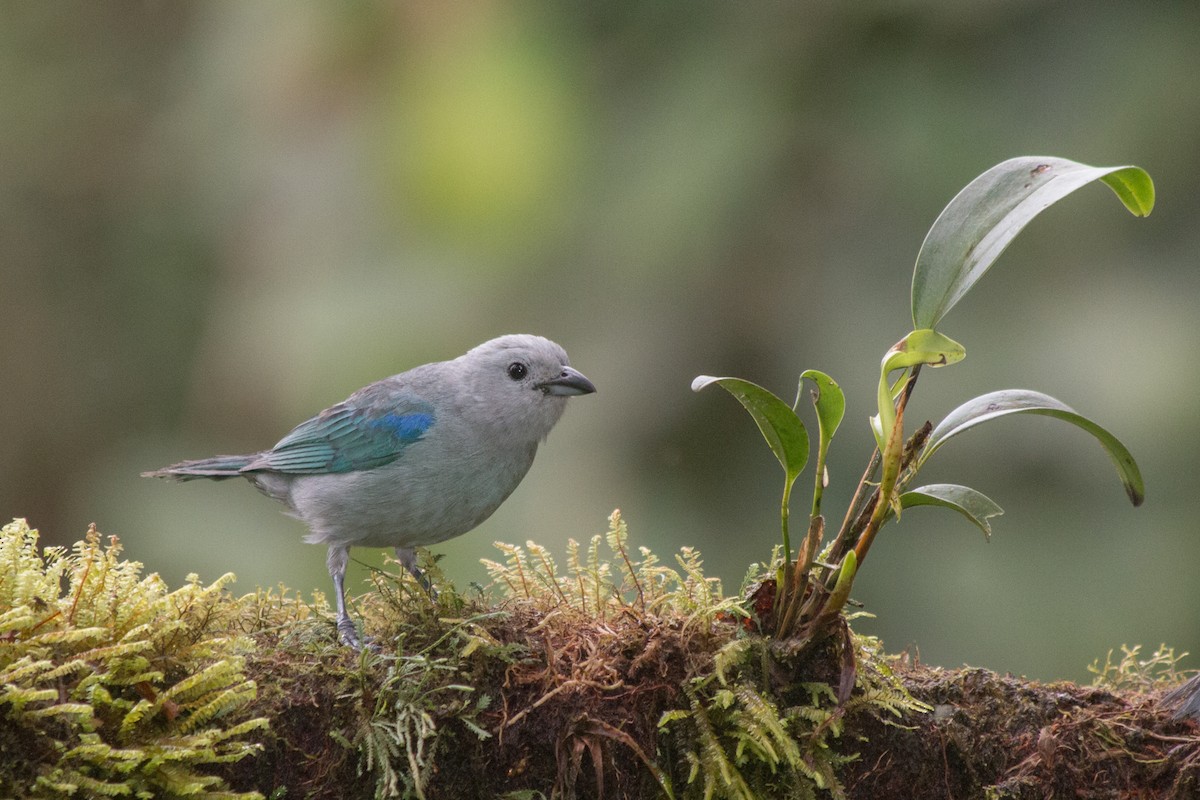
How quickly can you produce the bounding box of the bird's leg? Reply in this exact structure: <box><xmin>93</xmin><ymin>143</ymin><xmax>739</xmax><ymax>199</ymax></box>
<box><xmin>328</xmin><ymin>545</ymin><xmax>364</xmax><ymax>649</ymax></box>
<box><xmin>395</xmin><ymin>546</ymin><xmax>437</xmax><ymax>598</ymax></box>
<box><xmin>332</xmin><ymin>570</ymin><xmax>363</xmax><ymax>649</ymax></box>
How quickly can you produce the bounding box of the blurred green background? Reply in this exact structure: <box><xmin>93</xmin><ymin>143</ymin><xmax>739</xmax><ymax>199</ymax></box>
<box><xmin>4</xmin><ymin>2</ymin><xmax>1198</xmax><ymax>683</ymax></box>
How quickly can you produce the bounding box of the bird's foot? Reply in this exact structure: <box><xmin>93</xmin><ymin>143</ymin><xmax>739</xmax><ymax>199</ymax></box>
<box><xmin>336</xmin><ymin>615</ymin><xmax>377</xmax><ymax>652</ymax></box>
<box><xmin>395</xmin><ymin>547</ymin><xmax>438</xmax><ymax>600</ymax></box>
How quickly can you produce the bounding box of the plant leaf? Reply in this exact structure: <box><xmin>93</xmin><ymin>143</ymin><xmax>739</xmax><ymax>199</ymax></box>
<box><xmin>798</xmin><ymin>370</ymin><xmax>844</xmax><ymax>522</ymax></box>
<box><xmin>692</xmin><ymin>376</ymin><xmax>810</xmax><ymax>485</ymax></box>
<box><xmin>798</xmin><ymin>369</ymin><xmax>845</xmax><ymax>456</ymax></box>
<box><xmin>920</xmin><ymin>389</ymin><xmax>1144</xmax><ymax>506</ymax></box>
<box><xmin>881</xmin><ymin>329</ymin><xmax>968</xmax><ymax>375</ymax></box>
<box><xmin>911</xmin><ymin>157</ymin><xmax>1155</xmax><ymax>329</ymax></box>
<box><xmin>871</xmin><ymin>329</ymin><xmax>966</xmax><ymax>452</ymax></box>
<box><xmin>899</xmin><ymin>484</ymin><xmax>1004</xmax><ymax>540</ymax></box>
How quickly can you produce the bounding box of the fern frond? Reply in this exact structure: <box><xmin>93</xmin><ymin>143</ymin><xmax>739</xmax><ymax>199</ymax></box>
<box><xmin>524</xmin><ymin>541</ymin><xmax>569</xmax><ymax>605</ymax></box>
<box><xmin>178</xmin><ymin>681</ymin><xmax>257</xmax><ymax>734</ymax></box>
<box><xmin>61</xmin><ymin>769</ymin><xmax>133</xmax><ymax>797</ymax></box>
<box><xmin>605</xmin><ymin>509</ymin><xmax>648</xmax><ymax>611</ymax></box>
<box><xmin>485</xmin><ymin>542</ymin><xmax>534</xmax><ymax>599</ymax></box>
<box><xmin>0</xmin><ymin>605</ymin><xmax>38</xmax><ymax>635</ymax></box>
<box><xmin>688</xmin><ymin>686</ymin><xmax>755</xmax><ymax>800</ymax></box>
<box><xmin>25</xmin><ymin>626</ymin><xmax>110</xmax><ymax>648</ymax></box>
<box><xmin>0</xmin><ymin>655</ymin><xmax>54</xmax><ymax>684</ymax></box>
<box><xmin>25</xmin><ymin>702</ymin><xmax>96</xmax><ymax>722</ymax></box>
<box><xmin>730</xmin><ymin>684</ymin><xmax>800</xmax><ymax>769</ymax></box>
<box><xmin>712</xmin><ymin>639</ymin><xmax>753</xmax><ymax>687</ymax></box>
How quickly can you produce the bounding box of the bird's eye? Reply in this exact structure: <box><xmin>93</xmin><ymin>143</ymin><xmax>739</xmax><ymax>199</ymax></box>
<box><xmin>507</xmin><ymin>362</ymin><xmax>528</xmax><ymax>381</ymax></box>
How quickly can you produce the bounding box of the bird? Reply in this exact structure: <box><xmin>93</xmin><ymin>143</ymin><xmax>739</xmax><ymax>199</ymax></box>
<box><xmin>144</xmin><ymin>334</ymin><xmax>596</xmax><ymax>648</ymax></box>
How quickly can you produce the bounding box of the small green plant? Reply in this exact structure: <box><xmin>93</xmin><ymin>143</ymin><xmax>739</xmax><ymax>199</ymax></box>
<box><xmin>483</xmin><ymin>509</ymin><xmax>748</xmax><ymax>628</ymax></box>
<box><xmin>694</xmin><ymin>156</ymin><xmax>1154</xmax><ymax>658</ymax></box>
<box><xmin>1088</xmin><ymin>644</ymin><xmax>1191</xmax><ymax>693</ymax></box>
<box><xmin>657</xmin><ymin>620</ymin><xmax>926</xmax><ymax>800</ymax></box>
<box><xmin>482</xmin><ymin>512</ymin><xmax>927</xmax><ymax>800</ymax></box>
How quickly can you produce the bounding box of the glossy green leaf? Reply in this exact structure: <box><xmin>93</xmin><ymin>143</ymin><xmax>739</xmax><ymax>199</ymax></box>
<box><xmin>881</xmin><ymin>329</ymin><xmax>968</xmax><ymax>375</ymax></box>
<box><xmin>911</xmin><ymin>157</ymin><xmax>1155</xmax><ymax>329</ymax></box>
<box><xmin>692</xmin><ymin>376</ymin><xmax>810</xmax><ymax>484</ymax></box>
<box><xmin>871</xmin><ymin>329</ymin><xmax>966</xmax><ymax>452</ymax></box>
<box><xmin>799</xmin><ymin>370</ymin><xmax>844</xmax><ymax>520</ymax></box>
<box><xmin>921</xmin><ymin>389</ymin><xmax>1144</xmax><ymax>506</ymax></box>
<box><xmin>899</xmin><ymin>483</ymin><xmax>1004</xmax><ymax>540</ymax></box>
<box><xmin>798</xmin><ymin>369</ymin><xmax>844</xmax><ymax>456</ymax></box>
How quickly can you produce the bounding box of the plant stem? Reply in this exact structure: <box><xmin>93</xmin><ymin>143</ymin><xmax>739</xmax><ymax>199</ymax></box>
<box><xmin>777</xmin><ymin>514</ymin><xmax>824</xmax><ymax>637</ymax></box>
<box><xmin>826</xmin><ymin>366</ymin><xmax>925</xmax><ymax>578</ymax></box>
<box><xmin>852</xmin><ymin>368</ymin><xmax>923</xmax><ymax>566</ymax></box>
<box><xmin>780</xmin><ymin>477</ymin><xmax>793</xmax><ymax>572</ymax></box>
<box><xmin>832</xmin><ymin>449</ymin><xmax>880</xmax><ymax>560</ymax></box>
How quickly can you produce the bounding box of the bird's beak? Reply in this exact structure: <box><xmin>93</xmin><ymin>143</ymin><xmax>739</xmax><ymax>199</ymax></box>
<box><xmin>538</xmin><ymin>366</ymin><xmax>596</xmax><ymax>396</ymax></box>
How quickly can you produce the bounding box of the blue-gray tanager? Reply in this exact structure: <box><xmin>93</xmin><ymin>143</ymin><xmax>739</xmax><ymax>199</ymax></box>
<box><xmin>145</xmin><ymin>334</ymin><xmax>595</xmax><ymax>648</ymax></box>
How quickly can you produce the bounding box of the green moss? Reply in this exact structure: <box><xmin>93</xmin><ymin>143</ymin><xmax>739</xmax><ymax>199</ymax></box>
<box><xmin>2</xmin><ymin>513</ymin><xmax>931</xmax><ymax>799</ymax></box>
<box><xmin>0</xmin><ymin>519</ymin><xmax>271</xmax><ymax>799</ymax></box>
<box><xmin>470</xmin><ymin>511</ymin><xmax>930</xmax><ymax>799</ymax></box>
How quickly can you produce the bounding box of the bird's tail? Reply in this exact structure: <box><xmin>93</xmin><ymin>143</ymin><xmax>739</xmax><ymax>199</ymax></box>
<box><xmin>141</xmin><ymin>454</ymin><xmax>256</xmax><ymax>481</ymax></box>
<box><xmin>1161</xmin><ymin>674</ymin><xmax>1200</xmax><ymax>721</ymax></box>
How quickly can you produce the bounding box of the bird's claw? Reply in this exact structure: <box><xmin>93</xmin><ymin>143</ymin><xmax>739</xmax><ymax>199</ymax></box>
<box><xmin>336</xmin><ymin>616</ymin><xmax>379</xmax><ymax>652</ymax></box>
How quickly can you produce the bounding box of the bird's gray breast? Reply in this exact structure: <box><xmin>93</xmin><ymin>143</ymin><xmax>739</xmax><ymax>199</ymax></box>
<box><xmin>285</xmin><ymin>421</ymin><xmax>539</xmax><ymax>550</ymax></box>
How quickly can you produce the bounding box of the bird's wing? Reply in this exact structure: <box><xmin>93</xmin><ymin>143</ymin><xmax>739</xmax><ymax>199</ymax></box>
<box><xmin>246</xmin><ymin>392</ymin><xmax>436</xmax><ymax>475</ymax></box>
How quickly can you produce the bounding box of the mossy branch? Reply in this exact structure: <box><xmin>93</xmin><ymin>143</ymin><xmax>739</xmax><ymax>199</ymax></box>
<box><xmin>4</xmin><ymin>517</ymin><xmax>1199</xmax><ymax>800</ymax></box>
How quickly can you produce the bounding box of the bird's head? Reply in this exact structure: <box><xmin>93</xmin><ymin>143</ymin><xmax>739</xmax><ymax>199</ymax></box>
<box><xmin>458</xmin><ymin>334</ymin><xmax>596</xmax><ymax>438</ymax></box>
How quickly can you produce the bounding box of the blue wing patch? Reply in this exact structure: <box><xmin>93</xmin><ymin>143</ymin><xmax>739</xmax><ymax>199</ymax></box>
<box><xmin>366</xmin><ymin>412</ymin><xmax>435</xmax><ymax>442</ymax></box>
<box><xmin>245</xmin><ymin>395</ymin><xmax>435</xmax><ymax>475</ymax></box>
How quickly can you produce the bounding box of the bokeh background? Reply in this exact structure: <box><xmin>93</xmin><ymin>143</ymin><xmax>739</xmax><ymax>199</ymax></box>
<box><xmin>4</xmin><ymin>2</ymin><xmax>1198</xmax><ymax>683</ymax></box>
